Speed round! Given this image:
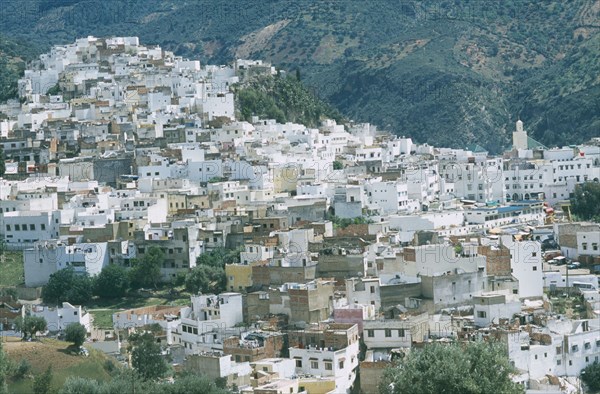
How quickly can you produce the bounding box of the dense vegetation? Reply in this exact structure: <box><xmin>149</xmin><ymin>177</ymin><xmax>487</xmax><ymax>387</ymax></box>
<box><xmin>380</xmin><ymin>341</ymin><xmax>524</xmax><ymax>394</ymax></box>
<box><xmin>185</xmin><ymin>247</ymin><xmax>240</xmax><ymax>295</ymax></box>
<box><xmin>582</xmin><ymin>361</ymin><xmax>600</xmax><ymax>393</ymax></box>
<box><xmin>0</xmin><ymin>36</ymin><xmax>38</xmax><ymax>102</ymax></box>
<box><xmin>0</xmin><ymin>1</ymin><xmax>598</xmax><ymax>152</ymax></box>
<box><xmin>42</xmin><ymin>267</ymin><xmax>94</xmax><ymax>305</ymax></box>
<box><xmin>59</xmin><ymin>371</ymin><xmax>231</xmax><ymax>394</ymax></box>
<box><xmin>571</xmin><ymin>182</ymin><xmax>600</xmax><ymax>222</ymax></box>
<box><xmin>235</xmin><ymin>74</ymin><xmax>344</xmax><ymax>127</ymax></box>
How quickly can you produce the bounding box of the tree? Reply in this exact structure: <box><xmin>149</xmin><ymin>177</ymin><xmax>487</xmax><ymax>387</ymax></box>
<box><xmin>196</xmin><ymin>247</ymin><xmax>239</xmax><ymax>268</ymax></box>
<box><xmin>94</xmin><ymin>264</ymin><xmax>129</xmax><ymax>299</ymax></box>
<box><xmin>185</xmin><ymin>265</ymin><xmax>226</xmax><ymax>294</ymax></box>
<box><xmin>129</xmin><ymin>246</ymin><xmax>163</xmax><ymax>289</ymax></box>
<box><xmin>14</xmin><ymin>316</ymin><xmax>47</xmax><ymax>340</ymax></box>
<box><xmin>65</xmin><ymin>323</ymin><xmax>87</xmax><ymax>348</ymax></box>
<box><xmin>0</xmin><ymin>145</ymin><xmax>5</xmax><ymax>177</ymax></box>
<box><xmin>33</xmin><ymin>366</ymin><xmax>53</xmax><ymax>394</ymax></box>
<box><xmin>380</xmin><ymin>341</ymin><xmax>523</xmax><ymax>394</ymax></box>
<box><xmin>46</xmin><ymin>83</ymin><xmax>61</xmax><ymax>95</ymax></box>
<box><xmin>42</xmin><ymin>268</ymin><xmax>93</xmax><ymax>305</ymax></box>
<box><xmin>129</xmin><ymin>332</ymin><xmax>168</xmax><ymax>381</ymax></box>
<box><xmin>333</xmin><ymin>160</ymin><xmax>343</xmax><ymax>170</ymax></box>
<box><xmin>571</xmin><ymin>182</ymin><xmax>600</xmax><ymax>222</ymax></box>
<box><xmin>582</xmin><ymin>361</ymin><xmax>600</xmax><ymax>392</ymax></box>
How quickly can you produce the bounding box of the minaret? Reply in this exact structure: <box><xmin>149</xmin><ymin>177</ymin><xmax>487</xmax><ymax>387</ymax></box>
<box><xmin>512</xmin><ymin>119</ymin><xmax>527</xmax><ymax>150</ymax></box>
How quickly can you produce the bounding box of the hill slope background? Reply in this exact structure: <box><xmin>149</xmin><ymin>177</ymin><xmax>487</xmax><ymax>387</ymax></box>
<box><xmin>0</xmin><ymin>0</ymin><xmax>598</xmax><ymax>152</ymax></box>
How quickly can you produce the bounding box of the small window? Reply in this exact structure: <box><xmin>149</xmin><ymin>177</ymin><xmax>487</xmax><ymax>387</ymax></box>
<box><xmin>295</xmin><ymin>359</ymin><xmax>302</xmax><ymax>368</ymax></box>
<box><xmin>367</xmin><ymin>330</ymin><xmax>374</xmax><ymax>338</ymax></box>
<box><xmin>310</xmin><ymin>360</ymin><xmax>319</xmax><ymax>369</ymax></box>
<box><xmin>385</xmin><ymin>329</ymin><xmax>392</xmax><ymax>338</ymax></box>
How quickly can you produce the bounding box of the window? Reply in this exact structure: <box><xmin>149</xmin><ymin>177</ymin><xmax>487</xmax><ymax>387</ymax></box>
<box><xmin>557</xmin><ymin>360</ymin><xmax>561</xmax><ymax>366</ymax></box>
<box><xmin>398</xmin><ymin>329</ymin><xmax>405</xmax><ymax>337</ymax></box>
<box><xmin>533</xmin><ymin>266</ymin><xmax>537</xmax><ymax>271</ymax></box>
<box><xmin>385</xmin><ymin>329</ymin><xmax>392</xmax><ymax>338</ymax></box>
<box><xmin>585</xmin><ymin>342</ymin><xmax>591</xmax><ymax>350</ymax></box>
<box><xmin>477</xmin><ymin>311</ymin><xmax>487</xmax><ymax>318</ymax></box>
<box><xmin>325</xmin><ymin>362</ymin><xmax>332</xmax><ymax>371</ymax></box>
<box><xmin>295</xmin><ymin>359</ymin><xmax>302</xmax><ymax>368</ymax></box>
<box><xmin>310</xmin><ymin>360</ymin><xmax>319</xmax><ymax>369</ymax></box>
<box><xmin>339</xmin><ymin>360</ymin><xmax>345</xmax><ymax>369</ymax></box>
<box><xmin>572</xmin><ymin>345</ymin><xmax>578</xmax><ymax>352</ymax></box>
<box><xmin>370</xmin><ymin>286</ymin><xmax>375</xmax><ymax>294</ymax></box>
<box><xmin>367</xmin><ymin>330</ymin><xmax>374</xmax><ymax>338</ymax></box>
<box><xmin>30</xmin><ymin>224</ymin><xmax>35</xmax><ymax>230</ymax></box>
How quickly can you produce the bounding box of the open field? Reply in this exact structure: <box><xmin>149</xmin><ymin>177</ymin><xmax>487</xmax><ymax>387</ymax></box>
<box><xmin>0</xmin><ymin>251</ymin><xmax>24</xmax><ymax>287</ymax></box>
<box><xmin>3</xmin><ymin>337</ymin><xmax>115</xmax><ymax>393</ymax></box>
<box><xmin>88</xmin><ymin>285</ymin><xmax>191</xmax><ymax>329</ymax></box>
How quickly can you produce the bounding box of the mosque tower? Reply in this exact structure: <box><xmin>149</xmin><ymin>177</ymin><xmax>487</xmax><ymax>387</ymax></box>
<box><xmin>512</xmin><ymin>119</ymin><xmax>527</xmax><ymax>150</ymax></box>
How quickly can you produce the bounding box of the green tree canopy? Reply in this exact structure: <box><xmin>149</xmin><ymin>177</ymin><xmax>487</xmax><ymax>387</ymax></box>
<box><xmin>582</xmin><ymin>361</ymin><xmax>600</xmax><ymax>393</ymax></box>
<box><xmin>129</xmin><ymin>246</ymin><xmax>164</xmax><ymax>289</ymax></box>
<box><xmin>65</xmin><ymin>323</ymin><xmax>87</xmax><ymax>348</ymax></box>
<box><xmin>185</xmin><ymin>265</ymin><xmax>226</xmax><ymax>295</ymax></box>
<box><xmin>42</xmin><ymin>268</ymin><xmax>93</xmax><ymax>305</ymax></box>
<box><xmin>196</xmin><ymin>247</ymin><xmax>240</xmax><ymax>268</ymax></box>
<box><xmin>380</xmin><ymin>341</ymin><xmax>523</xmax><ymax>394</ymax></box>
<box><xmin>14</xmin><ymin>316</ymin><xmax>47</xmax><ymax>340</ymax></box>
<box><xmin>571</xmin><ymin>182</ymin><xmax>600</xmax><ymax>222</ymax></box>
<box><xmin>128</xmin><ymin>332</ymin><xmax>169</xmax><ymax>381</ymax></box>
<box><xmin>94</xmin><ymin>264</ymin><xmax>130</xmax><ymax>299</ymax></box>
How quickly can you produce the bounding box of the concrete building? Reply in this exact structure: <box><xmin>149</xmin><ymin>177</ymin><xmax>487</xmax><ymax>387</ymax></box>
<box><xmin>288</xmin><ymin>323</ymin><xmax>360</xmax><ymax>394</ymax></box>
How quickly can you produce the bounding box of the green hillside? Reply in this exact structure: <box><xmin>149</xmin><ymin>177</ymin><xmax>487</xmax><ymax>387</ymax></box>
<box><xmin>0</xmin><ymin>0</ymin><xmax>598</xmax><ymax>152</ymax></box>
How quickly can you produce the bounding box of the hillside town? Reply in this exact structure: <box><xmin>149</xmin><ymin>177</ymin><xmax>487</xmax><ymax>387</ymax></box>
<box><xmin>1</xmin><ymin>36</ymin><xmax>600</xmax><ymax>393</ymax></box>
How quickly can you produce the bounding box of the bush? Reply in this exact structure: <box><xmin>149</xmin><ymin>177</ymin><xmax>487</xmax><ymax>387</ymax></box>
<box><xmin>13</xmin><ymin>359</ymin><xmax>31</xmax><ymax>380</ymax></box>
